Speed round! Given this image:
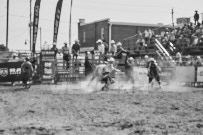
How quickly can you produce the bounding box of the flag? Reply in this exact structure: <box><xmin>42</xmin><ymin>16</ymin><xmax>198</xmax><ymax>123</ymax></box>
<box><xmin>53</xmin><ymin>0</ymin><xmax>63</xmax><ymax>44</ymax></box>
<box><xmin>69</xmin><ymin>0</ymin><xmax>73</xmax><ymax>46</ymax></box>
<box><xmin>32</xmin><ymin>0</ymin><xmax>41</xmax><ymax>53</ymax></box>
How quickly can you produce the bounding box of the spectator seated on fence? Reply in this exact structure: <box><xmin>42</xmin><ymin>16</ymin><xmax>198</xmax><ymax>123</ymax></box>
<box><xmin>8</xmin><ymin>52</ymin><xmax>20</xmax><ymax>62</ymax></box>
<box><xmin>199</xmin><ymin>35</ymin><xmax>203</xmax><ymax>46</ymax></box>
<box><xmin>192</xmin><ymin>35</ymin><xmax>199</xmax><ymax>46</ymax></box>
<box><xmin>167</xmin><ymin>56</ymin><xmax>176</xmax><ymax>67</ymax></box>
<box><xmin>136</xmin><ymin>37</ymin><xmax>145</xmax><ymax>50</ymax></box>
<box><xmin>157</xmin><ymin>56</ymin><xmax>164</xmax><ymax>67</ymax></box>
<box><xmin>115</xmin><ymin>42</ymin><xmax>128</xmax><ymax>59</ymax></box>
<box><xmin>184</xmin><ymin>55</ymin><xmax>193</xmax><ymax>66</ymax></box>
<box><xmin>194</xmin><ymin>56</ymin><xmax>202</xmax><ymax>66</ymax></box>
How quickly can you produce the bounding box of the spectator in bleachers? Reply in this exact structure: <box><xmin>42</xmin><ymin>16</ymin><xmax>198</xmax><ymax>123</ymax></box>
<box><xmin>199</xmin><ymin>35</ymin><xmax>203</xmax><ymax>46</ymax></box>
<box><xmin>192</xmin><ymin>35</ymin><xmax>199</xmax><ymax>46</ymax></box>
<box><xmin>110</xmin><ymin>40</ymin><xmax>117</xmax><ymax>56</ymax></box>
<box><xmin>169</xmin><ymin>29</ymin><xmax>176</xmax><ymax>44</ymax></box>
<box><xmin>144</xmin><ymin>28</ymin><xmax>152</xmax><ymax>45</ymax></box>
<box><xmin>136</xmin><ymin>37</ymin><xmax>145</xmax><ymax>50</ymax></box>
<box><xmin>176</xmin><ymin>52</ymin><xmax>182</xmax><ymax>66</ymax></box>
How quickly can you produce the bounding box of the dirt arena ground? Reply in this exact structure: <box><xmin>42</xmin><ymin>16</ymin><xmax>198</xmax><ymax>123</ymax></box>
<box><xmin>0</xmin><ymin>84</ymin><xmax>203</xmax><ymax>135</ymax></box>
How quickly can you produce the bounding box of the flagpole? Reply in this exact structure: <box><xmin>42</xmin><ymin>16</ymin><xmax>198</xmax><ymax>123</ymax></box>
<box><xmin>69</xmin><ymin>0</ymin><xmax>73</xmax><ymax>50</ymax></box>
<box><xmin>6</xmin><ymin>0</ymin><xmax>9</xmax><ymax>48</ymax></box>
<box><xmin>30</xmin><ymin>0</ymin><xmax>32</xmax><ymax>51</ymax></box>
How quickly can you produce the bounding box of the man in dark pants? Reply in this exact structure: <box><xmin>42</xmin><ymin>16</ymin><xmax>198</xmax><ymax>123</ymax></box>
<box><xmin>21</xmin><ymin>57</ymin><xmax>33</xmax><ymax>88</ymax></box>
<box><xmin>101</xmin><ymin>57</ymin><xmax>120</xmax><ymax>91</ymax></box>
<box><xmin>61</xmin><ymin>42</ymin><xmax>70</xmax><ymax>69</ymax></box>
<box><xmin>50</xmin><ymin>42</ymin><xmax>58</xmax><ymax>56</ymax></box>
<box><xmin>72</xmin><ymin>39</ymin><xmax>80</xmax><ymax>60</ymax></box>
<box><xmin>146</xmin><ymin>58</ymin><xmax>161</xmax><ymax>89</ymax></box>
<box><xmin>194</xmin><ymin>10</ymin><xmax>199</xmax><ymax>25</ymax></box>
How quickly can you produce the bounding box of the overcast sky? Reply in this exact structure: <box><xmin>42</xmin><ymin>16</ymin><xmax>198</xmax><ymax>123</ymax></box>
<box><xmin>0</xmin><ymin>0</ymin><xmax>203</xmax><ymax>51</ymax></box>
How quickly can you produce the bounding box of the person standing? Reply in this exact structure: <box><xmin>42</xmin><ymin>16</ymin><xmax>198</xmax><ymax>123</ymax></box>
<box><xmin>101</xmin><ymin>57</ymin><xmax>120</xmax><ymax>91</ymax></box>
<box><xmin>115</xmin><ymin>42</ymin><xmax>127</xmax><ymax>59</ymax></box>
<box><xmin>61</xmin><ymin>42</ymin><xmax>70</xmax><ymax>69</ymax></box>
<box><xmin>50</xmin><ymin>42</ymin><xmax>58</xmax><ymax>56</ymax></box>
<box><xmin>96</xmin><ymin>39</ymin><xmax>105</xmax><ymax>55</ymax></box>
<box><xmin>194</xmin><ymin>10</ymin><xmax>199</xmax><ymax>25</ymax></box>
<box><xmin>21</xmin><ymin>57</ymin><xmax>34</xmax><ymax>87</ymax></box>
<box><xmin>72</xmin><ymin>39</ymin><xmax>80</xmax><ymax>60</ymax></box>
<box><xmin>110</xmin><ymin>40</ymin><xmax>117</xmax><ymax>56</ymax></box>
<box><xmin>125</xmin><ymin>57</ymin><xmax>135</xmax><ymax>85</ymax></box>
<box><xmin>147</xmin><ymin>58</ymin><xmax>161</xmax><ymax>89</ymax></box>
<box><xmin>102</xmin><ymin>39</ymin><xmax>109</xmax><ymax>55</ymax></box>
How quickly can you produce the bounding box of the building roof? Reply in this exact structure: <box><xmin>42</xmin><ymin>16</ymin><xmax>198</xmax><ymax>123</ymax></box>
<box><xmin>79</xmin><ymin>18</ymin><xmax>174</xmax><ymax>28</ymax></box>
<box><xmin>110</xmin><ymin>21</ymin><xmax>173</xmax><ymax>28</ymax></box>
<box><xmin>79</xmin><ymin>18</ymin><xmax>110</xmax><ymax>26</ymax></box>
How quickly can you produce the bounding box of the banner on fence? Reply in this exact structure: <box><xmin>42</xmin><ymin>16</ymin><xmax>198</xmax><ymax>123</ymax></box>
<box><xmin>41</xmin><ymin>50</ymin><xmax>56</xmax><ymax>83</ymax></box>
<box><xmin>175</xmin><ymin>66</ymin><xmax>195</xmax><ymax>82</ymax></box>
<box><xmin>197</xmin><ymin>67</ymin><xmax>203</xmax><ymax>82</ymax></box>
<box><xmin>0</xmin><ymin>62</ymin><xmax>23</xmax><ymax>82</ymax></box>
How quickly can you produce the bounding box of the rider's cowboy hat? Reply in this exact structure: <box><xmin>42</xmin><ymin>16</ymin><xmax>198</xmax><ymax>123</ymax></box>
<box><xmin>96</xmin><ymin>39</ymin><xmax>102</xmax><ymax>43</ymax></box>
<box><xmin>116</xmin><ymin>42</ymin><xmax>122</xmax><ymax>46</ymax></box>
<box><xmin>148</xmin><ymin>57</ymin><xmax>155</xmax><ymax>62</ymax></box>
<box><xmin>107</xmin><ymin>57</ymin><xmax>115</xmax><ymax>62</ymax></box>
<box><xmin>111</xmin><ymin>40</ymin><xmax>115</xmax><ymax>44</ymax></box>
<box><xmin>128</xmin><ymin>57</ymin><xmax>134</xmax><ymax>61</ymax></box>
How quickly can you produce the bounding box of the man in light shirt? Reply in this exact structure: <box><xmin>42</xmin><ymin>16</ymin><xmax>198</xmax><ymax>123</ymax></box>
<box><xmin>110</xmin><ymin>40</ymin><xmax>117</xmax><ymax>56</ymax></box>
<box><xmin>96</xmin><ymin>39</ymin><xmax>105</xmax><ymax>55</ymax></box>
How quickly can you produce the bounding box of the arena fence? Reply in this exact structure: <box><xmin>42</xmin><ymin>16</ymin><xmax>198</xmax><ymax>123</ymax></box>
<box><xmin>0</xmin><ymin>50</ymin><xmax>203</xmax><ymax>88</ymax></box>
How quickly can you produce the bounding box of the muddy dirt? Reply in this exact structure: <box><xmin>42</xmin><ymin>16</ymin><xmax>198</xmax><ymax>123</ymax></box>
<box><xmin>0</xmin><ymin>85</ymin><xmax>203</xmax><ymax>135</ymax></box>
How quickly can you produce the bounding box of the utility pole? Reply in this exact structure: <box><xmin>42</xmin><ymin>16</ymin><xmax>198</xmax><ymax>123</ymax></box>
<box><xmin>40</xmin><ymin>27</ymin><xmax>42</xmax><ymax>50</ymax></box>
<box><xmin>171</xmin><ymin>8</ymin><xmax>174</xmax><ymax>28</ymax></box>
<box><xmin>6</xmin><ymin>0</ymin><xmax>9</xmax><ymax>48</ymax></box>
<box><xmin>29</xmin><ymin>0</ymin><xmax>32</xmax><ymax>51</ymax></box>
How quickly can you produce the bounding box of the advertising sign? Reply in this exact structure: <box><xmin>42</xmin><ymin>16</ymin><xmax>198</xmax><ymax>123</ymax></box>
<box><xmin>175</xmin><ymin>66</ymin><xmax>195</xmax><ymax>82</ymax></box>
<box><xmin>197</xmin><ymin>67</ymin><xmax>203</xmax><ymax>82</ymax></box>
<box><xmin>41</xmin><ymin>50</ymin><xmax>56</xmax><ymax>83</ymax></box>
<box><xmin>0</xmin><ymin>62</ymin><xmax>22</xmax><ymax>82</ymax></box>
